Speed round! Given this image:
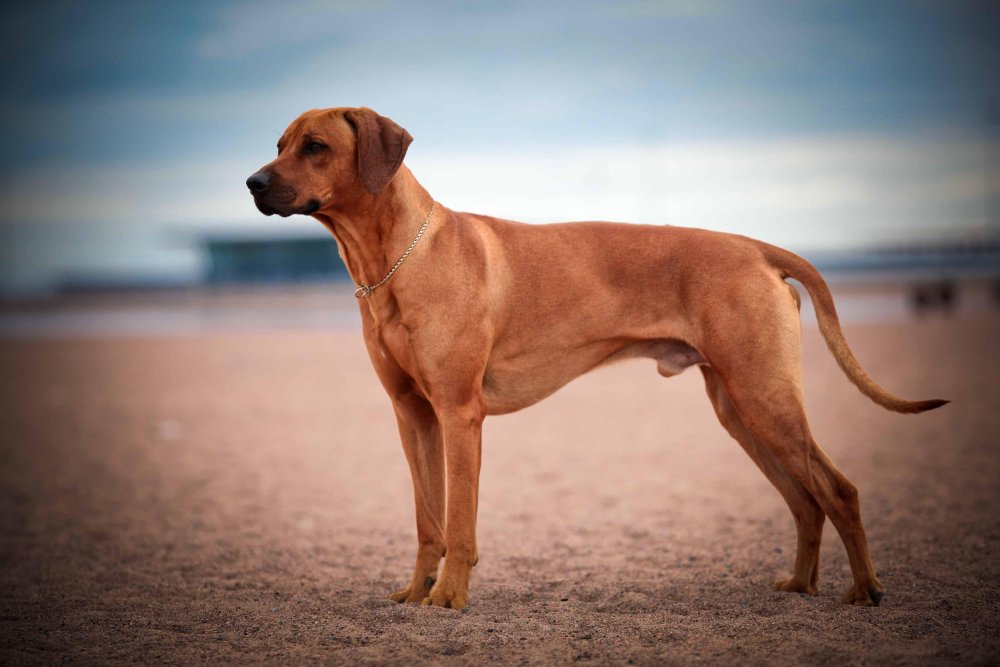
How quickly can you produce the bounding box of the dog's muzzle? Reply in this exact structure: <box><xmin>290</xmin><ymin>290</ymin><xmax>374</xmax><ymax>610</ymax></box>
<box><xmin>246</xmin><ymin>170</ymin><xmax>294</xmax><ymax>216</ymax></box>
<box><xmin>246</xmin><ymin>170</ymin><xmax>320</xmax><ymax>217</ymax></box>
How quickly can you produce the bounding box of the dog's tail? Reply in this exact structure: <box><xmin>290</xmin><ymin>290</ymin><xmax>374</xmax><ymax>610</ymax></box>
<box><xmin>760</xmin><ymin>243</ymin><xmax>948</xmax><ymax>414</ymax></box>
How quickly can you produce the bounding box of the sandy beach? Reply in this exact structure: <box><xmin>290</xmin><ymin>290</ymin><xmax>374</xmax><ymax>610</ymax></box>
<box><xmin>1</xmin><ymin>296</ymin><xmax>998</xmax><ymax>665</ymax></box>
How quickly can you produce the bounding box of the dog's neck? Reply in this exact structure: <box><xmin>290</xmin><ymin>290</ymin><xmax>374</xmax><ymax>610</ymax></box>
<box><xmin>312</xmin><ymin>166</ymin><xmax>435</xmax><ymax>291</ymax></box>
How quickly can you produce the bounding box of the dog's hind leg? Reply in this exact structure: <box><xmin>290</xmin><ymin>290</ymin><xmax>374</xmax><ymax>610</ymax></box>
<box><xmin>704</xmin><ymin>294</ymin><xmax>883</xmax><ymax>605</ymax></box>
<box><xmin>701</xmin><ymin>366</ymin><xmax>824</xmax><ymax>595</ymax></box>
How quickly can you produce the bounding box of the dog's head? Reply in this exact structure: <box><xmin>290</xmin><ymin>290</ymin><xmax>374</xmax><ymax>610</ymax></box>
<box><xmin>246</xmin><ymin>107</ymin><xmax>412</xmax><ymax>217</ymax></box>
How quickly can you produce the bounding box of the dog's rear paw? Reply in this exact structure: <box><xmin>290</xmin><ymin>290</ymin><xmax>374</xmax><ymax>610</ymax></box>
<box><xmin>773</xmin><ymin>577</ymin><xmax>817</xmax><ymax>596</ymax></box>
<box><xmin>842</xmin><ymin>580</ymin><xmax>884</xmax><ymax>606</ymax></box>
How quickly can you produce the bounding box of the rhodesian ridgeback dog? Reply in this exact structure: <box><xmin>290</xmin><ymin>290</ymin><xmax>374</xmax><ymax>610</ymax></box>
<box><xmin>247</xmin><ymin>107</ymin><xmax>947</xmax><ymax>610</ymax></box>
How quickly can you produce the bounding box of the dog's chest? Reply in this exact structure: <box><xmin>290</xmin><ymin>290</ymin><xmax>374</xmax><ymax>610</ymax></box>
<box><xmin>369</xmin><ymin>317</ymin><xmax>425</xmax><ymax>385</ymax></box>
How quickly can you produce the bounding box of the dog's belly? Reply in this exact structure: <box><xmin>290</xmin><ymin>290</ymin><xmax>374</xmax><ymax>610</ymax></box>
<box><xmin>482</xmin><ymin>338</ymin><xmax>704</xmax><ymax>415</ymax></box>
<box><xmin>481</xmin><ymin>360</ymin><xmax>590</xmax><ymax>415</ymax></box>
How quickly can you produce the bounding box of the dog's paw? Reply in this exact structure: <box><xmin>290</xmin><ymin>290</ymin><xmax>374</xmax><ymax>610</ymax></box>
<box><xmin>389</xmin><ymin>586</ymin><xmax>424</xmax><ymax>604</ymax></box>
<box><xmin>389</xmin><ymin>575</ymin><xmax>436</xmax><ymax>604</ymax></box>
<box><xmin>420</xmin><ymin>568</ymin><xmax>469</xmax><ymax>610</ymax></box>
<box><xmin>773</xmin><ymin>577</ymin><xmax>818</xmax><ymax>596</ymax></box>
<box><xmin>421</xmin><ymin>589</ymin><xmax>467</xmax><ymax>610</ymax></box>
<box><xmin>842</xmin><ymin>580</ymin><xmax>884</xmax><ymax>607</ymax></box>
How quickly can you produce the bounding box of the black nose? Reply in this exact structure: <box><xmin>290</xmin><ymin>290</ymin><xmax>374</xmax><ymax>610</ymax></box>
<box><xmin>246</xmin><ymin>171</ymin><xmax>271</xmax><ymax>193</ymax></box>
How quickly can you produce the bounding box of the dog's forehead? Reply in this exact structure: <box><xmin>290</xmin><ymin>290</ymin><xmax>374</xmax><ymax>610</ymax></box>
<box><xmin>277</xmin><ymin>108</ymin><xmax>352</xmax><ymax>151</ymax></box>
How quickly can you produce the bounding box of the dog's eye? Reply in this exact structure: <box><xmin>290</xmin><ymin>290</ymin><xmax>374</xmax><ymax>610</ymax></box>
<box><xmin>303</xmin><ymin>141</ymin><xmax>326</xmax><ymax>155</ymax></box>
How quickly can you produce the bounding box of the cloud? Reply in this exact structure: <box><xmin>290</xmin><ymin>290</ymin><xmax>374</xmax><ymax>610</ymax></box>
<box><xmin>2</xmin><ymin>131</ymin><xmax>995</xmax><ymax>290</ymax></box>
<box><xmin>197</xmin><ymin>0</ymin><xmax>381</xmax><ymax>59</ymax></box>
<box><xmin>607</xmin><ymin>0</ymin><xmax>732</xmax><ymax>18</ymax></box>
<box><xmin>409</xmin><ymin>134</ymin><xmax>998</xmax><ymax>248</ymax></box>
<box><xmin>7</xmin><ymin>134</ymin><xmax>992</xmax><ymax>233</ymax></box>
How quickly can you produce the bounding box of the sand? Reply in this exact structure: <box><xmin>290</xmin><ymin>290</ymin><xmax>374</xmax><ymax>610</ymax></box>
<box><xmin>1</xmin><ymin>310</ymin><xmax>998</xmax><ymax>665</ymax></box>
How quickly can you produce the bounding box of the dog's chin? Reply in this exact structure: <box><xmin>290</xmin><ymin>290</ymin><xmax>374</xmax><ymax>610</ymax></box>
<box><xmin>253</xmin><ymin>199</ymin><xmax>322</xmax><ymax>217</ymax></box>
<box><xmin>254</xmin><ymin>201</ymin><xmax>276</xmax><ymax>216</ymax></box>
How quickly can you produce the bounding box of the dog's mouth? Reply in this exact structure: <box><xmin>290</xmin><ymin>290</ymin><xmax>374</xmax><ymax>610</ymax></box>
<box><xmin>254</xmin><ymin>197</ymin><xmax>321</xmax><ymax>218</ymax></box>
<box><xmin>250</xmin><ymin>178</ymin><xmax>322</xmax><ymax>217</ymax></box>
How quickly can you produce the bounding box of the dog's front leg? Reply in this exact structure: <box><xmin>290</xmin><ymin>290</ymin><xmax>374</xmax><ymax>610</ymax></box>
<box><xmin>389</xmin><ymin>393</ymin><xmax>446</xmax><ymax>603</ymax></box>
<box><xmin>422</xmin><ymin>400</ymin><xmax>484</xmax><ymax>610</ymax></box>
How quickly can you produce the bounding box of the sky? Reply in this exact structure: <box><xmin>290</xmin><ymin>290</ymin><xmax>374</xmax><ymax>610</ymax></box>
<box><xmin>0</xmin><ymin>0</ymin><xmax>998</xmax><ymax>292</ymax></box>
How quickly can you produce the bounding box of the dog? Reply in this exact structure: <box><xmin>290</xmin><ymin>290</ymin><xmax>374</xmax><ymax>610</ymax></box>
<box><xmin>247</xmin><ymin>107</ymin><xmax>946</xmax><ymax>610</ymax></box>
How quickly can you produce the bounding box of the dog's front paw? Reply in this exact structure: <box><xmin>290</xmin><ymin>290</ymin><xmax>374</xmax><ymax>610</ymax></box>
<box><xmin>421</xmin><ymin>564</ymin><xmax>470</xmax><ymax>610</ymax></box>
<box><xmin>842</xmin><ymin>579</ymin><xmax>884</xmax><ymax>606</ymax></box>
<box><xmin>421</xmin><ymin>588</ymin><xmax>467</xmax><ymax>610</ymax></box>
<box><xmin>773</xmin><ymin>577</ymin><xmax>818</xmax><ymax>596</ymax></box>
<box><xmin>389</xmin><ymin>575</ymin><xmax>436</xmax><ymax>604</ymax></box>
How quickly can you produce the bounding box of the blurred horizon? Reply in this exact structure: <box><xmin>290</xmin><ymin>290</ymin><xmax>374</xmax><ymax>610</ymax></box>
<box><xmin>1</xmin><ymin>0</ymin><xmax>999</xmax><ymax>294</ymax></box>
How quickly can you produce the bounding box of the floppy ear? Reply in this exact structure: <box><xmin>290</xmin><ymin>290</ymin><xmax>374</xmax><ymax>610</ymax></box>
<box><xmin>343</xmin><ymin>108</ymin><xmax>413</xmax><ymax>195</ymax></box>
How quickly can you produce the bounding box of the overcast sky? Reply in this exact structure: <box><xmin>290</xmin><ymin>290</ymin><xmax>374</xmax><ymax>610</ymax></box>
<box><xmin>1</xmin><ymin>1</ymin><xmax>998</xmax><ymax>292</ymax></box>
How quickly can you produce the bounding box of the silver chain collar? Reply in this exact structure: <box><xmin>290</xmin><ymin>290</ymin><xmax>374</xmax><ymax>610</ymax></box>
<box><xmin>354</xmin><ymin>201</ymin><xmax>436</xmax><ymax>298</ymax></box>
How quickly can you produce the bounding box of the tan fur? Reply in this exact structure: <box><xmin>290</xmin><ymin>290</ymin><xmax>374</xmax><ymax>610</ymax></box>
<box><xmin>248</xmin><ymin>107</ymin><xmax>947</xmax><ymax>610</ymax></box>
